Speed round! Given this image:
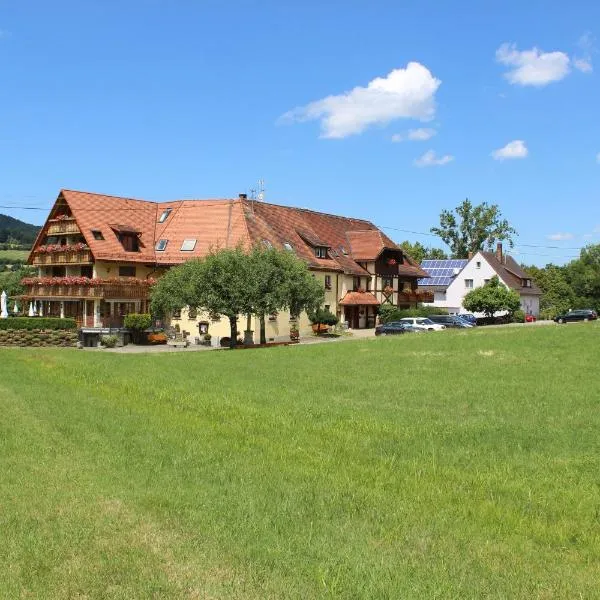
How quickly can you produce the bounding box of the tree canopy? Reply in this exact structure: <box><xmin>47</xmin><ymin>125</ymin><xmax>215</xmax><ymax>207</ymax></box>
<box><xmin>431</xmin><ymin>199</ymin><xmax>517</xmax><ymax>258</ymax></box>
<box><xmin>462</xmin><ymin>276</ymin><xmax>521</xmax><ymax>317</ymax></box>
<box><xmin>150</xmin><ymin>246</ymin><xmax>324</xmax><ymax>347</ymax></box>
<box><xmin>399</xmin><ymin>240</ymin><xmax>448</xmax><ymax>264</ymax></box>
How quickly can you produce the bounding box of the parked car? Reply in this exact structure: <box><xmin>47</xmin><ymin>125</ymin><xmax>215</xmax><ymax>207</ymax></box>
<box><xmin>428</xmin><ymin>315</ymin><xmax>473</xmax><ymax>328</ymax></box>
<box><xmin>399</xmin><ymin>317</ymin><xmax>446</xmax><ymax>331</ymax></box>
<box><xmin>458</xmin><ymin>313</ymin><xmax>477</xmax><ymax>325</ymax></box>
<box><xmin>375</xmin><ymin>322</ymin><xmax>408</xmax><ymax>336</ymax></box>
<box><xmin>553</xmin><ymin>309</ymin><xmax>598</xmax><ymax>324</ymax></box>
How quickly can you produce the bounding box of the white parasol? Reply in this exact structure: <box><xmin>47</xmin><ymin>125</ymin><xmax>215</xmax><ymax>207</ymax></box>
<box><xmin>1</xmin><ymin>291</ymin><xmax>8</xmax><ymax>319</ymax></box>
<box><xmin>28</xmin><ymin>302</ymin><xmax>35</xmax><ymax>317</ymax></box>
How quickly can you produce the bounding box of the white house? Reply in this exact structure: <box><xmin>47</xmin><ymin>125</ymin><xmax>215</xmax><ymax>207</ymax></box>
<box><xmin>419</xmin><ymin>243</ymin><xmax>541</xmax><ymax>316</ymax></box>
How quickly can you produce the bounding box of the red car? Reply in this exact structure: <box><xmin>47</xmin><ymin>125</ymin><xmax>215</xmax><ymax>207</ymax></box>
<box><xmin>525</xmin><ymin>315</ymin><xmax>536</xmax><ymax>323</ymax></box>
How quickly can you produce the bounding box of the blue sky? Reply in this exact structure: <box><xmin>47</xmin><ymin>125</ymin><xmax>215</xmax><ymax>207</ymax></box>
<box><xmin>1</xmin><ymin>1</ymin><xmax>599</xmax><ymax>264</ymax></box>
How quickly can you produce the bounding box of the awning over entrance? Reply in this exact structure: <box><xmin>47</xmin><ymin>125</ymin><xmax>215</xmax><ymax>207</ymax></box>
<box><xmin>339</xmin><ymin>291</ymin><xmax>380</xmax><ymax>306</ymax></box>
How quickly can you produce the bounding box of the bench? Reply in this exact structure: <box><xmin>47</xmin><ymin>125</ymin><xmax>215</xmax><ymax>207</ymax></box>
<box><xmin>166</xmin><ymin>332</ymin><xmax>189</xmax><ymax>348</ymax></box>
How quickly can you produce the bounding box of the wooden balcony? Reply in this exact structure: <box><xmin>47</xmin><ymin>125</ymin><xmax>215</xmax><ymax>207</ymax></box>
<box><xmin>47</xmin><ymin>221</ymin><xmax>81</xmax><ymax>235</ymax></box>
<box><xmin>397</xmin><ymin>289</ymin><xmax>434</xmax><ymax>303</ymax></box>
<box><xmin>32</xmin><ymin>250</ymin><xmax>93</xmax><ymax>265</ymax></box>
<box><xmin>25</xmin><ymin>282</ymin><xmax>151</xmax><ymax>301</ymax></box>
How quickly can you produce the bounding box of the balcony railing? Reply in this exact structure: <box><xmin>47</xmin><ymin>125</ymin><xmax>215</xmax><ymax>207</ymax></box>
<box><xmin>23</xmin><ymin>279</ymin><xmax>153</xmax><ymax>301</ymax></box>
<box><xmin>47</xmin><ymin>221</ymin><xmax>81</xmax><ymax>235</ymax></box>
<box><xmin>397</xmin><ymin>289</ymin><xmax>434</xmax><ymax>303</ymax></box>
<box><xmin>32</xmin><ymin>250</ymin><xmax>93</xmax><ymax>265</ymax></box>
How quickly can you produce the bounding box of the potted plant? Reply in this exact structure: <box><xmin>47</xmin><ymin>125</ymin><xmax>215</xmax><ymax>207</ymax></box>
<box><xmin>203</xmin><ymin>333</ymin><xmax>212</xmax><ymax>346</ymax></box>
<box><xmin>289</xmin><ymin>324</ymin><xmax>299</xmax><ymax>342</ymax></box>
<box><xmin>309</xmin><ymin>308</ymin><xmax>338</xmax><ymax>334</ymax></box>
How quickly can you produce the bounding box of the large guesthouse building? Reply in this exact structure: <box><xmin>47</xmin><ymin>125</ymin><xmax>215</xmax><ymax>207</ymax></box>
<box><xmin>25</xmin><ymin>189</ymin><xmax>430</xmax><ymax>341</ymax></box>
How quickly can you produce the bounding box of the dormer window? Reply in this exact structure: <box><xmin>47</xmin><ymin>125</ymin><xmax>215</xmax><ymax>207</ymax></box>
<box><xmin>92</xmin><ymin>230</ymin><xmax>104</xmax><ymax>240</ymax></box>
<box><xmin>119</xmin><ymin>233</ymin><xmax>139</xmax><ymax>252</ymax></box>
<box><xmin>523</xmin><ymin>278</ymin><xmax>531</xmax><ymax>288</ymax></box>
<box><xmin>158</xmin><ymin>208</ymin><xmax>172</xmax><ymax>223</ymax></box>
<box><xmin>315</xmin><ymin>246</ymin><xmax>328</xmax><ymax>259</ymax></box>
<box><xmin>155</xmin><ymin>239</ymin><xmax>168</xmax><ymax>251</ymax></box>
<box><xmin>283</xmin><ymin>242</ymin><xmax>294</xmax><ymax>251</ymax></box>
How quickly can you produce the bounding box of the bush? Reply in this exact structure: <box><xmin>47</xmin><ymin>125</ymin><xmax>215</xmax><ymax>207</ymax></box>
<box><xmin>378</xmin><ymin>304</ymin><xmax>448</xmax><ymax>323</ymax></box>
<box><xmin>123</xmin><ymin>313</ymin><xmax>152</xmax><ymax>330</ymax></box>
<box><xmin>512</xmin><ymin>309</ymin><xmax>525</xmax><ymax>323</ymax></box>
<box><xmin>0</xmin><ymin>317</ymin><xmax>77</xmax><ymax>331</ymax></box>
<box><xmin>147</xmin><ymin>332</ymin><xmax>167</xmax><ymax>344</ymax></box>
<box><xmin>309</xmin><ymin>308</ymin><xmax>338</xmax><ymax>326</ymax></box>
<box><xmin>100</xmin><ymin>334</ymin><xmax>119</xmax><ymax>348</ymax></box>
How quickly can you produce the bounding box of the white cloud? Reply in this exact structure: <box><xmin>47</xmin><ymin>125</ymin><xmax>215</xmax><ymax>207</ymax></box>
<box><xmin>492</xmin><ymin>139</ymin><xmax>528</xmax><ymax>160</ymax></box>
<box><xmin>392</xmin><ymin>128</ymin><xmax>437</xmax><ymax>142</ymax></box>
<box><xmin>547</xmin><ymin>232</ymin><xmax>574</xmax><ymax>241</ymax></box>
<box><xmin>280</xmin><ymin>62</ymin><xmax>441</xmax><ymax>139</ymax></box>
<box><xmin>414</xmin><ymin>150</ymin><xmax>454</xmax><ymax>167</ymax></box>
<box><xmin>496</xmin><ymin>43</ymin><xmax>571</xmax><ymax>86</ymax></box>
<box><xmin>574</xmin><ymin>32</ymin><xmax>595</xmax><ymax>73</ymax></box>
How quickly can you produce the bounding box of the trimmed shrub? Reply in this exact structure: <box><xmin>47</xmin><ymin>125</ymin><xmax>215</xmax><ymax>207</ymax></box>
<box><xmin>0</xmin><ymin>317</ymin><xmax>77</xmax><ymax>331</ymax></box>
<box><xmin>123</xmin><ymin>313</ymin><xmax>152</xmax><ymax>330</ymax></box>
<box><xmin>100</xmin><ymin>335</ymin><xmax>119</xmax><ymax>348</ymax></box>
<box><xmin>512</xmin><ymin>309</ymin><xmax>525</xmax><ymax>323</ymax></box>
<box><xmin>309</xmin><ymin>308</ymin><xmax>339</xmax><ymax>327</ymax></box>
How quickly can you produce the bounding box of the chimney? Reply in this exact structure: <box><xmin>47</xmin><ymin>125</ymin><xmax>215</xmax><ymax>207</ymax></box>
<box><xmin>467</xmin><ymin>251</ymin><xmax>473</xmax><ymax>260</ymax></box>
<box><xmin>496</xmin><ymin>242</ymin><xmax>503</xmax><ymax>263</ymax></box>
<box><xmin>239</xmin><ymin>193</ymin><xmax>247</xmax><ymax>200</ymax></box>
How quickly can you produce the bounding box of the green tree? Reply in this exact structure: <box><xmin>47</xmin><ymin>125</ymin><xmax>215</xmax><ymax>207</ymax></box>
<box><xmin>564</xmin><ymin>244</ymin><xmax>600</xmax><ymax>310</ymax></box>
<box><xmin>462</xmin><ymin>276</ymin><xmax>521</xmax><ymax>317</ymax></box>
<box><xmin>400</xmin><ymin>240</ymin><xmax>448</xmax><ymax>264</ymax></box>
<box><xmin>248</xmin><ymin>245</ymin><xmax>323</xmax><ymax>344</ymax></box>
<box><xmin>431</xmin><ymin>199</ymin><xmax>517</xmax><ymax>258</ymax></box>
<box><xmin>522</xmin><ymin>263</ymin><xmax>576</xmax><ymax>318</ymax></box>
<box><xmin>1</xmin><ymin>266</ymin><xmax>35</xmax><ymax>299</ymax></box>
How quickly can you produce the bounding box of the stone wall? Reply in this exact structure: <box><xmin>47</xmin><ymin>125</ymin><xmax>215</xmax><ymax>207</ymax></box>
<box><xmin>0</xmin><ymin>329</ymin><xmax>78</xmax><ymax>347</ymax></box>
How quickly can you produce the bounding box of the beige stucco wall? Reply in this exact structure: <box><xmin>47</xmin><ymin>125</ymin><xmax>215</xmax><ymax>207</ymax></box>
<box><xmin>93</xmin><ymin>261</ymin><xmax>160</xmax><ymax>279</ymax></box>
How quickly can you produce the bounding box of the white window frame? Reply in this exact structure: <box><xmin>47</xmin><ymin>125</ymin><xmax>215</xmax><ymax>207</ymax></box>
<box><xmin>180</xmin><ymin>239</ymin><xmax>197</xmax><ymax>251</ymax></box>
<box><xmin>465</xmin><ymin>279</ymin><xmax>474</xmax><ymax>289</ymax></box>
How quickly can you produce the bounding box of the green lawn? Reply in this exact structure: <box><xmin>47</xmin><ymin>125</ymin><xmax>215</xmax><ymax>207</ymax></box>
<box><xmin>0</xmin><ymin>249</ymin><xmax>29</xmax><ymax>262</ymax></box>
<box><xmin>1</xmin><ymin>325</ymin><xmax>599</xmax><ymax>598</ymax></box>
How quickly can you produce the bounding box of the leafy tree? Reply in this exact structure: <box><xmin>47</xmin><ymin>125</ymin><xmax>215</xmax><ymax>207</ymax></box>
<box><xmin>522</xmin><ymin>263</ymin><xmax>576</xmax><ymax>318</ymax></box>
<box><xmin>151</xmin><ymin>247</ymin><xmax>254</xmax><ymax>348</ymax></box>
<box><xmin>150</xmin><ymin>246</ymin><xmax>324</xmax><ymax>348</ymax></box>
<box><xmin>462</xmin><ymin>276</ymin><xmax>521</xmax><ymax>317</ymax></box>
<box><xmin>1</xmin><ymin>266</ymin><xmax>35</xmax><ymax>299</ymax></box>
<box><xmin>430</xmin><ymin>199</ymin><xmax>517</xmax><ymax>258</ymax></box>
<box><xmin>564</xmin><ymin>244</ymin><xmax>600</xmax><ymax>310</ymax></box>
<box><xmin>248</xmin><ymin>245</ymin><xmax>323</xmax><ymax>344</ymax></box>
<box><xmin>399</xmin><ymin>240</ymin><xmax>448</xmax><ymax>264</ymax></box>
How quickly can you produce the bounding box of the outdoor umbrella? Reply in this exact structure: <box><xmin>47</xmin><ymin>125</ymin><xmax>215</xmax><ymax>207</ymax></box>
<box><xmin>1</xmin><ymin>291</ymin><xmax>8</xmax><ymax>319</ymax></box>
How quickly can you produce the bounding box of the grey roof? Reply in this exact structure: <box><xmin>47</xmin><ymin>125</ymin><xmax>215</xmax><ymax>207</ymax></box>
<box><xmin>418</xmin><ymin>259</ymin><xmax>468</xmax><ymax>287</ymax></box>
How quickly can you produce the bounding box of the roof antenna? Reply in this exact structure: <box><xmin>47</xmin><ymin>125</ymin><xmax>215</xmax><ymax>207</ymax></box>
<box><xmin>257</xmin><ymin>179</ymin><xmax>265</xmax><ymax>202</ymax></box>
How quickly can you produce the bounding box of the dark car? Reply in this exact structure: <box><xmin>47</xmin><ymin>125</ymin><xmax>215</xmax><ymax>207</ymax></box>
<box><xmin>375</xmin><ymin>322</ymin><xmax>408</xmax><ymax>336</ymax></box>
<box><xmin>458</xmin><ymin>313</ymin><xmax>477</xmax><ymax>325</ymax></box>
<box><xmin>427</xmin><ymin>315</ymin><xmax>474</xmax><ymax>328</ymax></box>
<box><xmin>554</xmin><ymin>309</ymin><xmax>598</xmax><ymax>324</ymax></box>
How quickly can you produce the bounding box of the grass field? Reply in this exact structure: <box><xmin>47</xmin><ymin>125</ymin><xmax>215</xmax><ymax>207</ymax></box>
<box><xmin>0</xmin><ymin>248</ymin><xmax>29</xmax><ymax>262</ymax></box>
<box><xmin>1</xmin><ymin>324</ymin><xmax>599</xmax><ymax>598</ymax></box>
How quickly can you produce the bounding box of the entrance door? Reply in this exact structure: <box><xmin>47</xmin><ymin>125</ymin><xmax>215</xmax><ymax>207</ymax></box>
<box><xmin>344</xmin><ymin>306</ymin><xmax>360</xmax><ymax>329</ymax></box>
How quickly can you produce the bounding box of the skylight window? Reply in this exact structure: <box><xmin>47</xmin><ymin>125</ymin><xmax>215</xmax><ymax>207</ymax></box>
<box><xmin>91</xmin><ymin>230</ymin><xmax>104</xmax><ymax>240</ymax></box>
<box><xmin>180</xmin><ymin>239</ymin><xmax>197</xmax><ymax>251</ymax></box>
<box><xmin>158</xmin><ymin>208</ymin><xmax>172</xmax><ymax>223</ymax></box>
<box><xmin>283</xmin><ymin>242</ymin><xmax>294</xmax><ymax>251</ymax></box>
<box><xmin>263</xmin><ymin>239</ymin><xmax>273</xmax><ymax>248</ymax></box>
<box><xmin>155</xmin><ymin>239</ymin><xmax>168</xmax><ymax>251</ymax></box>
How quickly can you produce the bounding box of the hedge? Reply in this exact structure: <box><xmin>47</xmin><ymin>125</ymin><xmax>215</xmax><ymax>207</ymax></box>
<box><xmin>0</xmin><ymin>317</ymin><xmax>77</xmax><ymax>330</ymax></box>
<box><xmin>378</xmin><ymin>304</ymin><xmax>449</xmax><ymax>323</ymax></box>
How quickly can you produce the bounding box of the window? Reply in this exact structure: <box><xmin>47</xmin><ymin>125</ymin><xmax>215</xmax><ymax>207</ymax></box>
<box><xmin>324</xmin><ymin>275</ymin><xmax>332</xmax><ymax>290</ymax></box>
<box><xmin>172</xmin><ymin>308</ymin><xmax>181</xmax><ymax>319</ymax></box>
<box><xmin>283</xmin><ymin>242</ymin><xmax>294</xmax><ymax>251</ymax></box>
<box><xmin>119</xmin><ymin>266</ymin><xmax>136</xmax><ymax>278</ymax></box>
<box><xmin>383</xmin><ymin>277</ymin><xmax>393</xmax><ymax>289</ymax></box>
<box><xmin>476</xmin><ymin>261</ymin><xmax>481</xmax><ymax>269</ymax></box>
<box><xmin>268</xmin><ymin>311</ymin><xmax>278</xmax><ymax>321</ymax></box>
<box><xmin>155</xmin><ymin>239</ymin><xmax>168</xmax><ymax>251</ymax></box>
<box><xmin>465</xmin><ymin>279</ymin><xmax>474</xmax><ymax>289</ymax></box>
<box><xmin>484</xmin><ymin>279</ymin><xmax>490</xmax><ymax>285</ymax></box>
<box><xmin>188</xmin><ymin>306</ymin><xmax>197</xmax><ymax>319</ymax></box>
<box><xmin>92</xmin><ymin>230</ymin><xmax>104</xmax><ymax>240</ymax></box>
<box><xmin>180</xmin><ymin>239</ymin><xmax>197</xmax><ymax>251</ymax></box>
<box><xmin>523</xmin><ymin>278</ymin><xmax>531</xmax><ymax>288</ymax></box>
<box><xmin>324</xmin><ymin>305</ymin><xmax>330</xmax><ymax>312</ymax></box>
<box><xmin>158</xmin><ymin>208</ymin><xmax>172</xmax><ymax>223</ymax></box>
<box><xmin>80</xmin><ymin>265</ymin><xmax>93</xmax><ymax>278</ymax></box>
<box><xmin>340</xmin><ymin>246</ymin><xmax>347</xmax><ymax>255</ymax></box>
<box><xmin>353</xmin><ymin>277</ymin><xmax>362</xmax><ymax>291</ymax></box>
<box><xmin>402</xmin><ymin>281</ymin><xmax>412</xmax><ymax>292</ymax></box>
<box><xmin>263</xmin><ymin>239</ymin><xmax>272</xmax><ymax>248</ymax></box>
<box><xmin>315</xmin><ymin>246</ymin><xmax>327</xmax><ymax>259</ymax></box>
<box><xmin>119</xmin><ymin>233</ymin><xmax>139</xmax><ymax>252</ymax></box>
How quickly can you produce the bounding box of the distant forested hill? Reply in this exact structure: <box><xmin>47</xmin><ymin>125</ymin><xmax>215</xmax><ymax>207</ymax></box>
<box><xmin>0</xmin><ymin>214</ymin><xmax>40</xmax><ymax>247</ymax></box>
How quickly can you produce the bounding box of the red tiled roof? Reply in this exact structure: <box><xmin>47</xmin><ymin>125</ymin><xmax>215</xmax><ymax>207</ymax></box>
<box><xmin>481</xmin><ymin>252</ymin><xmax>542</xmax><ymax>295</ymax></box>
<box><xmin>339</xmin><ymin>291</ymin><xmax>381</xmax><ymax>306</ymax></box>
<box><xmin>29</xmin><ymin>190</ymin><xmax>424</xmax><ymax>281</ymax></box>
